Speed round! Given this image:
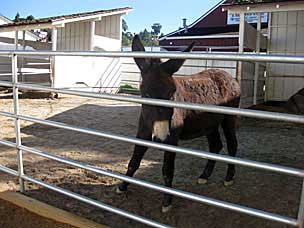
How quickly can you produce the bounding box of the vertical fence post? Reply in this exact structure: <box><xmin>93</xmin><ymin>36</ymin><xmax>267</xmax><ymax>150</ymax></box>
<box><xmin>253</xmin><ymin>13</ymin><xmax>262</xmax><ymax>105</ymax></box>
<box><xmin>297</xmin><ymin>180</ymin><xmax>304</xmax><ymax>228</ymax></box>
<box><xmin>12</xmin><ymin>54</ymin><xmax>25</xmax><ymax>193</ymax></box>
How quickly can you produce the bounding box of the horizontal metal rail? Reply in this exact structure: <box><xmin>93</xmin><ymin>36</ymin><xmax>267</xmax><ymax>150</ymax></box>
<box><xmin>0</xmin><ymin>164</ymin><xmax>18</xmax><ymax>176</ymax></box>
<box><xmin>0</xmin><ymin>139</ymin><xmax>298</xmax><ymax>226</ymax></box>
<box><xmin>0</xmin><ymin>50</ymin><xmax>303</xmax><ymax>64</ymax></box>
<box><xmin>0</xmin><ymin>164</ymin><xmax>170</xmax><ymax>228</ymax></box>
<box><xmin>0</xmin><ymin>111</ymin><xmax>302</xmax><ymax>178</ymax></box>
<box><xmin>22</xmin><ymin>175</ymin><xmax>171</xmax><ymax>228</ymax></box>
<box><xmin>0</xmin><ymin>81</ymin><xmax>303</xmax><ymax>125</ymax></box>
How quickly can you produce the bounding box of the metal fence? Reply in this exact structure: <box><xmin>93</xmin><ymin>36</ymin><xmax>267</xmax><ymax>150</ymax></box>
<box><xmin>0</xmin><ymin>50</ymin><xmax>304</xmax><ymax>228</ymax></box>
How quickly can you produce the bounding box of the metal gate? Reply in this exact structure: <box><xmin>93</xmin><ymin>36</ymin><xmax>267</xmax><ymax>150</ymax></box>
<box><xmin>0</xmin><ymin>50</ymin><xmax>304</xmax><ymax>228</ymax></box>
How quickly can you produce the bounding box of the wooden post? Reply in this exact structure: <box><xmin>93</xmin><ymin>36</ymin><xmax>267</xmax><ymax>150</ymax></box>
<box><xmin>14</xmin><ymin>31</ymin><xmax>18</xmax><ymax>50</ymax></box>
<box><xmin>90</xmin><ymin>21</ymin><xmax>95</xmax><ymax>51</ymax></box>
<box><xmin>253</xmin><ymin>13</ymin><xmax>262</xmax><ymax>105</ymax></box>
<box><xmin>51</xmin><ymin>27</ymin><xmax>57</xmax><ymax>93</ymax></box>
<box><xmin>20</xmin><ymin>30</ymin><xmax>26</xmax><ymax>82</ymax></box>
<box><xmin>22</xmin><ymin>30</ymin><xmax>26</xmax><ymax>50</ymax></box>
<box><xmin>237</xmin><ymin>13</ymin><xmax>245</xmax><ymax>85</ymax></box>
<box><xmin>52</xmin><ymin>27</ymin><xmax>57</xmax><ymax>51</ymax></box>
<box><xmin>264</xmin><ymin>12</ymin><xmax>272</xmax><ymax>102</ymax></box>
<box><xmin>119</xmin><ymin>15</ymin><xmax>122</xmax><ymax>42</ymax></box>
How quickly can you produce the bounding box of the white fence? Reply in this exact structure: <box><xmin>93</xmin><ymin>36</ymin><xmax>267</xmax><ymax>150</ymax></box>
<box><xmin>121</xmin><ymin>56</ymin><xmax>266</xmax><ymax>107</ymax></box>
<box><xmin>0</xmin><ymin>56</ymin><xmax>51</xmax><ymax>86</ymax></box>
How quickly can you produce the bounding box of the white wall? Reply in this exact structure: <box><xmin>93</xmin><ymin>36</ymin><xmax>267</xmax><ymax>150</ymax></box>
<box><xmin>267</xmin><ymin>11</ymin><xmax>304</xmax><ymax>101</ymax></box>
<box><xmin>93</xmin><ymin>35</ymin><xmax>121</xmax><ymax>51</ymax></box>
<box><xmin>54</xmin><ymin>56</ymin><xmax>121</xmax><ymax>93</ymax></box>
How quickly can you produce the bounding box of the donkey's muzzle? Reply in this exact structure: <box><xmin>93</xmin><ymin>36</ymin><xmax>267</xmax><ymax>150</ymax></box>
<box><xmin>152</xmin><ymin>120</ymin><xmax>170</xmax><ymax>143</ymax></box>
<box><xmin>152</xmin><ymin>135</ymin><xmax>170</xmax><ymax>143</ymax></box>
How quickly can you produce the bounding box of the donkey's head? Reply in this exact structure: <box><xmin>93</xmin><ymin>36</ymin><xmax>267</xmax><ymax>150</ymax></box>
<box><xmin>132</xmin><ymin>35</ymin><xmax>194</xmax><ymax>143</ymax></box>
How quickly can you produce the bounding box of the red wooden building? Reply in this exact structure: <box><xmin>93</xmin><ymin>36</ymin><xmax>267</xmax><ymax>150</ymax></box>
<box><xmin>159</xmin><ymin>0</ymin><xmax>267</xmax><ymax>52</ymax></box>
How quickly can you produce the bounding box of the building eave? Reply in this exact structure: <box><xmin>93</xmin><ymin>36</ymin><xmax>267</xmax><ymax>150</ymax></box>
<box><xmin>222</xmin><ymin>1</ymin><xmax>304</xmax><ymax>13</ymax></box>
<box><xmin>0</xmin><ymin>7</ymin><xmax>132</xmax><ymax>33</ymax></box>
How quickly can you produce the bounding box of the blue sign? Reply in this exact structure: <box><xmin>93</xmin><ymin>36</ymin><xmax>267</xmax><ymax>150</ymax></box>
<box><xmin>228</xmin><ymin>13</ymin><xmax>268</xmax><ymax>24</ymax></box>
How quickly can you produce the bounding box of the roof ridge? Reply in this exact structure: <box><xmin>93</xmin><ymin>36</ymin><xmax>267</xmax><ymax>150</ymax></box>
<box><xmin>0</xmin><ymin>7</ymin><xmax>132</xmax><ymax>30</ymax></box>
<box><xmin>159</xmin><ymin>0</ymin><xmax>226</xmax><ymax>40</ymax></box>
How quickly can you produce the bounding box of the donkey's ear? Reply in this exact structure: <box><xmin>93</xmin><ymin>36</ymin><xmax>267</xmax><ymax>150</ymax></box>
<box><xmin>132</xmin><ymin>35</ymin><xmax>151</xmax><ymax>71</ymax></box>
<box><xmin>161</xmin><ymin>42</ymin><xmax>195</xmax><ymax>75</ymax></box>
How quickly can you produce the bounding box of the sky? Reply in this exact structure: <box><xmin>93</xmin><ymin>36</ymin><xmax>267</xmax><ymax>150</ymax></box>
<box><xmin>0</xmin><ymin>0</ymin><xmax>221</xmax><ymax>35</ymax></box>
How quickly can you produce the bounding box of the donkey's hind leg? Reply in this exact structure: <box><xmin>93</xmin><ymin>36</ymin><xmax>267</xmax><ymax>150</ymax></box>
<box><xmin>221</xmin><ymin>116</ymin><xmax>238</xmax><ymax>187</ymax></box>
<box><xmin>198</xmin><ymin>129</ymin><xmax>223</xmax><ymax>184</ymax></box>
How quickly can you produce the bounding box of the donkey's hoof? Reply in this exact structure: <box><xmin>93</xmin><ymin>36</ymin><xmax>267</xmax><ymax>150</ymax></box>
<box><xmin>116</xmin><ymin>186</ymin><xmax>127</xmax><ymax>194</ymax></box>
<box><xmin>224</xmin><ymin>180</ymin><xmax>234</xmax><ymax>187</ymax></box>
<box><xmin>197</xmin><ymin>178</ymin><xmax>208</xmax><ymax>185</ymax></box>
<box><xmin>162</xmin><ymin>205</ymin><xmax>172</xmax><ymax>213</ymax></box>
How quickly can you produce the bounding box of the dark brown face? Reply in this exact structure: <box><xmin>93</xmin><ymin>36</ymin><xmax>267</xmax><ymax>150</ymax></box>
<box><xmin>140</xmin><ymin>63</ymin><xmax>176</xmax><ymax>142</ymax></box>
<box><xmin>132</xmin><ymin>35</ymin><xmax>194</xmax><ymax>142</ymax></box>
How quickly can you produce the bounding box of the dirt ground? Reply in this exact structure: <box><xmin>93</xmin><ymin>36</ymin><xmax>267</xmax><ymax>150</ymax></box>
<box><xmin>0</xmin><ymin>198</ymin><xmax>77</xmax><ymax>228</ymax></box>
<box><xmin>0</xmin><ymin>92</ymin><xmax>303</xmax><ymax>228</ymax></box>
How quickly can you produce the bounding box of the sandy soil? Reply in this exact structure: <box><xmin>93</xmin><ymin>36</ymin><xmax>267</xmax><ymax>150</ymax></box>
<box><xmin>0</xmin><ymin>93</ymin><xmax>303</xmax><ymax>228</ymax></box>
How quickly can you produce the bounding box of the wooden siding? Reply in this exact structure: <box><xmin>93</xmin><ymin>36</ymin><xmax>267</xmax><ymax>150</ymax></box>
<box><xmin>95</xmin><ymin>15</ymin><xmax>121</xmax><ymax>40</ymax></box>
<box><xmin>160</xmin><ymin>38</ymin><xmax>239</xmax><ymax>51</ymax></box>
<box><xmin>193</xmin><ymin>5</ymin><xmax>228</xmax><ymax>28</ymax></box>
<box><xmin>267</xmin><ymin>10</ymin><xmax>304</xmax><ymax>101</ymax></box>
<box><xmin>57</xmin><ymin>21</ymin><xmax>91</xmax><ymax>51</ymax></box>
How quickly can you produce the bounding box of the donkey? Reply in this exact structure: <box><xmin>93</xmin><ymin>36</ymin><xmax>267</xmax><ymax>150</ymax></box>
<box><xmin>285</xmin><ymin>88</ymin><xmax>304</xmax><ymax>114</ymax></box>
<box><xmin>117</xmin><ymin>35</ymin><xmax>241</xmax><ymax>212</ymax></box>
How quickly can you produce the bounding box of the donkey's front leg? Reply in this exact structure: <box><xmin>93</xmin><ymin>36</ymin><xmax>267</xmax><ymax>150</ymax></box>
<box><xmin>117</xmin><ymin>144</ymin><xmax>148</xmax><ymax>193</ymax></box>
<box><xmin>117</xmin><ymin>116</ymin><xmax>151</xmax><ymax>193</ymax></box>
<box><xmin>162</xmin><ymin>151</ymin><xmax>176</xmax><ymax>213</ymax></box>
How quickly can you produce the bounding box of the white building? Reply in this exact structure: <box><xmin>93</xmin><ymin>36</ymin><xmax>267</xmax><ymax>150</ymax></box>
<box><xmin>223</xmin><ymin>0</ymin><xmax>304</xmax><ymax>102</ymax></box>
<box><xmin>0</xmin><ymin>7</ymin><xmax>132</xmax><ymax>93</ymax></box>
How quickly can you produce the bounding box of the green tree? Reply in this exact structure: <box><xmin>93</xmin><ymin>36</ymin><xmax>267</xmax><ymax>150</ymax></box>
<box><xmin>138</xmin><ymin>29</ymin><xmax>153</xmax><ymax>46</ymax></box>
<box><xmin>151</xmin><ymin>23</ymin><xmax>162</xmax><ymax>37</ymax></box>
<box><xmin>122</xmin><ymin>19</ymin><xmax>128</xmax><ymax>32</ymax></box>
<box><xmin>13</xmin><ymin>13</ymin><xmax>35</xmax><ymax>22</ymax></box>
<box><xmin>151</xmin><ymin>23</ymin><xmax>162</xmax><ymax>47</ymax></box>
<box><xmin>14</xmin><ymin>12</ymin><xmax>20</xmax><ymax>22</ymax></box>
<box><xmin>122</xmin><ymin>19</ymin><xmax>133</xmax><ymax>46</ymax></box>
<box><xmin>26</xmin><ymin>15</ymin><xmax>35</xmax><ymax>21</ymax></box>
